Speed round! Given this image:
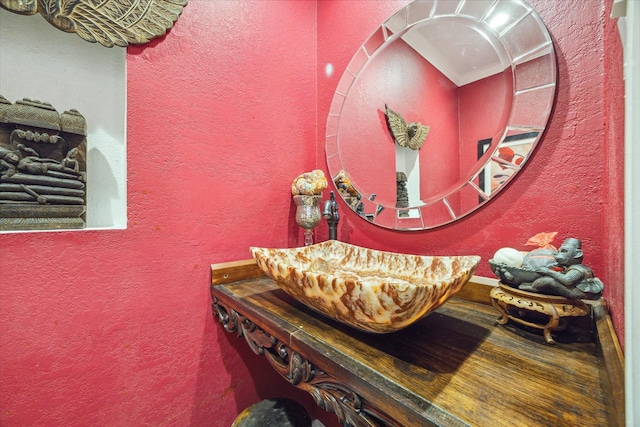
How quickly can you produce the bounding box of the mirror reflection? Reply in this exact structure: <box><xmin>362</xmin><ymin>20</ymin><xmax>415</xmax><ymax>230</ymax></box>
<box><xmin>326</xmin><ymin>0</ymin><xmax>557</xmax><ymax>230</ymax></box>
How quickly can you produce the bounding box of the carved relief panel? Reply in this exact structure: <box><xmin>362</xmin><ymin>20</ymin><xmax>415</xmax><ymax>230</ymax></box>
<box><xmin>0</xmin><ymin>96</ymin><xmax>87</xmax><ymax>230</ymax></box>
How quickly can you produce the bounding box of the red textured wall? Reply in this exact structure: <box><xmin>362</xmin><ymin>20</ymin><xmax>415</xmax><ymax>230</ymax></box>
<box><xmin>0</xmin><ymin>2</ymin><xmax>336</xmax><ymax>426</ymax></box>
<box><xmin>458</xmin><ymin>68</ymin><xmax>513</xmax><ymax>173</ymax></box>
<box><xmin>317</xmin><ymin>0</ymin><xmax>625</xmax><ymax>344</ymax></box>
<box><xmin>458</xmin><ymin>69</ymin><xmax>514</xmax><ymax>209</ymax></box>
<box><xmin>601</xmin><ymin>0</ymin><xmax>626</xmax><ymax>350</ymax></box>
<box><xmin>0</xmin><ymin>0</ymin><xmax>625</xmax><ymax>426</ymax></box>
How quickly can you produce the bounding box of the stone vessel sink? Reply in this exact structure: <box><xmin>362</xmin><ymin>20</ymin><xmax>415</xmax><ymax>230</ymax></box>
<box><xmin>250</xmin><ymin>241</ymin><xmax>480</xmax><ymax>333</ymax></box>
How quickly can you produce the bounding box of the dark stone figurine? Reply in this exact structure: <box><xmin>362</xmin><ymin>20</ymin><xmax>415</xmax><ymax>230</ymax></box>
<box><xmin>396</xmin><ymin>171</ymin><xmax>409</xmax><ymax>209</ymax></box>
<box><xmin>518</xmin><ymin>238</ymin><xmax>604</xmax><ymax>300</ymax></box>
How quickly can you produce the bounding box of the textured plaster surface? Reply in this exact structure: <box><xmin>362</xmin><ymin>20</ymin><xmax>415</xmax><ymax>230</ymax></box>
<box><xmin>0</xmin><ymin>0</ymin><xmax>625</xmax><ymax>425</ymax></box>
<box><xmin>0</xmin><ymin>2</ymin><xmax>335</xmax><ymax>426</ymax></box>
<box><xmin>602</xmin><ymin>0</ymin><xmax>626</xmax><ymax>348</ymax></box>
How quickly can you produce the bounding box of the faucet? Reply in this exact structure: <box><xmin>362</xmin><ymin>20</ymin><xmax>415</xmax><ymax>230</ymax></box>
<box><xmin>323</xmin><ymin>191</ymin><xmax>339</xmax><ymax>240</ymax></box>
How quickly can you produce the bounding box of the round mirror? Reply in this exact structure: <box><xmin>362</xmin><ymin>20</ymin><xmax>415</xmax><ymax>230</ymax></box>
<box><xmin>326</xmin><ymin>0</ymin><xmax>557</xmax><ymax>230</ymax></box>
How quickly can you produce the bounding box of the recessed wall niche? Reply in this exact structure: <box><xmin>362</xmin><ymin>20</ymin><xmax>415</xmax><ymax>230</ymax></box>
<box><xmin>0</xmin><ymin>10</ymin><xmax>126</xmax><ymax>232</ymax></box>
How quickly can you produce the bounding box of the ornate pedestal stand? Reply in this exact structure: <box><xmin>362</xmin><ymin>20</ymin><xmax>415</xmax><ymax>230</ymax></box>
<box><xmin>490</xmin><ymin>283</ymin><xmax>594</xmax><ymax>344</ymax></box>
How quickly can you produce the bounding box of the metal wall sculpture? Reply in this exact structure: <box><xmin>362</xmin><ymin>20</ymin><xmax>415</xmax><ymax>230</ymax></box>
<box><xmin>0</xmin><ymin>0</ymin><xmax>187</xmax><ymax>47</ymax></box>
<box><xmin>0</xmin><ymin>96</ymin><xmax>87</xmax><ymax>231</ymax></box>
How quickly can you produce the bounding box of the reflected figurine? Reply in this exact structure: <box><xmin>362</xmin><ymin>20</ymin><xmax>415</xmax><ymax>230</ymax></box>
<box><xmin>518</xmin><ymin>238</ymin><xmax>604</xmax><ymax>300</ymax></box>
<box><xmin>384</xmin><ymin>104</ymin><xmax>430</xmax><ymax>150</ymax></box>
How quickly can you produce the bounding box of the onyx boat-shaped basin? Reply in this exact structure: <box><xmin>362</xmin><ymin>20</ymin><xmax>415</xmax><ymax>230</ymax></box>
<box><xmin>250</xmin><ymin>241</ymin><xmax>480</xmax><ymax>333</ymax></box>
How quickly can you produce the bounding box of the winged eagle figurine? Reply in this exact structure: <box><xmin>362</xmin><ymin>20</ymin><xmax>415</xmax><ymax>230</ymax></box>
<box><xmin>0</xmin><ymin>0</ymin><xmax>187</xmax><ymax>47</ymax></box>
<box><xmin>384</xmin><ymin>104</ymin><xmax>430</xmax><ymax>150</ymax></box>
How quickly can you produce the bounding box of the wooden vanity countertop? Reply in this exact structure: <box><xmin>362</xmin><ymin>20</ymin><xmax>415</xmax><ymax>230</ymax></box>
<box><xmin>211</xmin><ymin>260</ymin><xmax>624</xmax><ymax>427</ymax></box>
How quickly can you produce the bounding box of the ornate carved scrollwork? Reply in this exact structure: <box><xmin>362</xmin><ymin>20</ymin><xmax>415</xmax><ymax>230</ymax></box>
<box><xmin>301</xmin><ymin>374</ymin><xmax>385</xmax><ymax>427</ymax></box>
<box><xmin>212</xmin><ymin>297</ymin><xmax>239</xmax><ymax>334</ymax></box>
<box><xmin>212</xmin><ymin>298</ymin><xmax>387</xmax><ymax>427</ymax></box>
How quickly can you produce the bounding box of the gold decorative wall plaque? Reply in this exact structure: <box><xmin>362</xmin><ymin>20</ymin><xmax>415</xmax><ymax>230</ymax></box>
<box><xmin>0</xmin><ymin>95</ymin><xmax>87</xmax><ymax>231</ymax></box>
<box><xmin>0</xmin><ymin>0</ymin><xmax>187</xmax><ymax>47</ymax></box>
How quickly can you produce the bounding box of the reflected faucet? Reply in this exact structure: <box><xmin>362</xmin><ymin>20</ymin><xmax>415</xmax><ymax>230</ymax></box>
<box><xmin>322</xmin><ymin>191</ymin><xmax>339</xmax><ymax>240</ymax></box>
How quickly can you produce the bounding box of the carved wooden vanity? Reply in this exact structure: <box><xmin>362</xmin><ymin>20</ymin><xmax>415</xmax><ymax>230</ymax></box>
<box><xmin>211</xmin><ymin>260</ymin><xmax>624</xmax><ymax>427</ymax></box>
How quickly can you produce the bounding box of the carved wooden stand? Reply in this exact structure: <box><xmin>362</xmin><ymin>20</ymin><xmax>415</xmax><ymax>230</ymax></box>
<box><xmin>213</xmin><ymin>298</ymin><xmax>387</xmax><ymax>427</ymax></box>
<box><xmin>490</xmin><ymin>283</ymin><xmax>592</xmax><ymax>344</ymax></box>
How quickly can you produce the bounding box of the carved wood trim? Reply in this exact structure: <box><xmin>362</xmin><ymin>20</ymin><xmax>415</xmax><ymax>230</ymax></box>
<box><xmin>212</xmin><ymin>298</ymin><xmax>388</xmax><ymax>427</ymax></box>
